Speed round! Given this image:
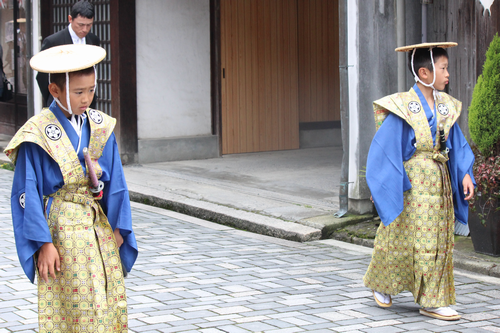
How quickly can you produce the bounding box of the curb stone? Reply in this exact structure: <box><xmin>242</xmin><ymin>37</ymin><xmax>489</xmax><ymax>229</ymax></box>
<box><xmin>129</xmin><ymin>191</ymin><xmax>322</xmax><ymax>242</ymax></box>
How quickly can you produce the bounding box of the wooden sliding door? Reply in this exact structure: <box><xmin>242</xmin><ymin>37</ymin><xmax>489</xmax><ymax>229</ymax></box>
<box><xmin>221</xmin><ymin>0</ymin><xmax>300</xmax><ymax>154</ymax></box>
<box><xmin>220</xmin><ymin>0</ymin><xmax>339</xmax><ymax>154</ymax></box>
<box><xmin>298</xmin><ymin>0</ymin><xmax>340</xmax><ymax>122</ymax></box>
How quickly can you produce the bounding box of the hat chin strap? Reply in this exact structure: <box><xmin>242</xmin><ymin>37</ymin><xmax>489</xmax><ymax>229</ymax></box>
<box><xmin>411</xmin><ymin>48</ymin><xmax>440</xmax><ymax>108</ymax></box>
<box><xmin>52</xmin><ymin>72</ymin><xmax>73</xmax><ymax>115</ymax></box>
<box><xmin>50</xmin><ymin>67</ymin><xmax>98</xmax><ymax>115</ymax></box>
<box><xmin>93</xmin><ymin>65</ymin><xmax>97</xmax><ymax>99</ymax></box>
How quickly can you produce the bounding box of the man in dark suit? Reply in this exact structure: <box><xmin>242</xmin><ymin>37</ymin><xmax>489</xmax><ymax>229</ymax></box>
<box><xmin>36</xmin><ymin>1</ymin><xmax>100</xmax><ymax>108</ymax></box>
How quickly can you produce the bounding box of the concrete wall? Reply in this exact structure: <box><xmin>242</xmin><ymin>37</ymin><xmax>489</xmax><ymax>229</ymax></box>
<box><xmin>348</xmin><ymin>0</ymin><xmax>421</xmax><ymax>214</ymax></box>
<box><xmin>299</xmin><ymin>129</ymin><xmax>342</xmax><ymax>149</ymax></box>
<box><xmin>136</xmin><ymin>0</ymin><xmax>217</xmax><ymax>163</ymax></box>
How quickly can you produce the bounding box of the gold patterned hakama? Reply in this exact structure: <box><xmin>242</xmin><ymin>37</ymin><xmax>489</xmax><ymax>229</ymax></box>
<box><xmin>6</xmin><ymin>108</ymin><xmax>129</xmax><ymax>332</ymax></box>
<box><xmin>39</xmin><ymin>187</ymin><xmax>128</xmax><ymax>332</ymax></box>
<box><xmin>364</xmin><ymin>89</ymin><xmax>461</xmax><ymax>307</ymax></box>
<box><xmin>364</xmin><ymin>152</ymin><xmax>455</xmax><ymax>307</ymax></box>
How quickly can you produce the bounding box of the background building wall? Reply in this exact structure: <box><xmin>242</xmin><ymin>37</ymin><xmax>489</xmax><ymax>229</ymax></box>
<box><xmin>136</xmin><ymin>0</ymin><xmax>217</xmax><ymax>162</ymax></box>
<box><xmin>427</xmin><ymin>0</ymin><xmax>500</xmax><ymax>139</ymax></box>
<box><xmin>348</xmin><ymin>0</ymin><xmax>421</xmax><ymax>214</ymax></box>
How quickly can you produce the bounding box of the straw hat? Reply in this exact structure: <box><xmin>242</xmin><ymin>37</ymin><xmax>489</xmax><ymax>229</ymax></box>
<box><xmin>399</xmin><ymin>42</ymin><xmax>458</xmax><ymax>104</ymax></box>
<box><xmin>395</xmin><ymin>42</ymin><xmax>457</xmax><ymax>52</ymax></box>
<box><xmin>8</xmin><ymin>18</ymin><xmax>27</xmax><ymax>23</ymax></box>
<box><xmin>30</xmin><ymin>44</ymin><xmax>106</xmax><ymax>73</ymax></box>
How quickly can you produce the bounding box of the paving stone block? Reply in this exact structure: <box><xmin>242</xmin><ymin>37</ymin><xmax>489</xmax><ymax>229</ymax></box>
<box><xmin>0</xmin><ymin>170</ymin><xmax>499</xmax><ymax>332</ymax></box>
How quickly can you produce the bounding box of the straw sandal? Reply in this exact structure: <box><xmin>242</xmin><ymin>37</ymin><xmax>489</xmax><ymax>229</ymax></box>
<box><xmin>373</xmin><ymin>290</ymin><xmax>392</xmax><ymax>308</ymax></box>
<box><xmin>419</xmin><ymin>307</ymin><xmax>461</xmax><ymax>321</ymax></box>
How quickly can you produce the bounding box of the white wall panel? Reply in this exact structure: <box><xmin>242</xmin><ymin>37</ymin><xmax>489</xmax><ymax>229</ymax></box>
<box><xmin>136</xmin><ymin>0</ymin><xmax>211</xmax><ymax>139</ymax></box>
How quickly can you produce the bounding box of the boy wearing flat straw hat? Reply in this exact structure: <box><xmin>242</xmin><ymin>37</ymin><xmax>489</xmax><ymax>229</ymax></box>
<box><xmin>4</xmin><ymin>44</ymin><xmax>138</xmax><ymax>332</ymax></box>
<box><xmin>363</xmin><ymin>42</ymin><xmax>475</xmax><ymax>320</ymax></box>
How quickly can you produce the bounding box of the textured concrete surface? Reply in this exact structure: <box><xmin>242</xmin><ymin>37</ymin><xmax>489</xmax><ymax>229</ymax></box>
<box><xmin>299</xmin><ymin>129</ymin><xmax>342</xmax><ymax>149</ymax></box>
<box><xmin>1</xmin><ymin>169</ymin><xmax>500</xmax><ymax>332</ymax></box>
<box><xmin>138</xmin><ymin>135</ymin><xmax>219</xmax><ymax>164</ymax></box>
<box><xmin>124</xmin><ymin>147</ymin><xmax>344</xmax><ymax>242</ymax></box>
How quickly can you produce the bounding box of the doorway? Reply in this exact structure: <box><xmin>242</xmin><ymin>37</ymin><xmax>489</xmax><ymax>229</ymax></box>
<box><xmin>220</xmin><ymin>0</ymin><xmax>339</xmax><ymax>154</ymax></box>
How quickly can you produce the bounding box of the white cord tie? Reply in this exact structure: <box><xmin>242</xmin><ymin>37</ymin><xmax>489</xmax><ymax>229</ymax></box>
<box><xmin>65</xmin><ymin>72</ymin><xmax>72</xmax><ymax>114</ymax></box>
<box><xmin>50</xmin><ymin>67</ymin><xmax>98</xmax><ymax>114</ymax></box>
<box><xmin>52</xmin><ymin>72</ymin><xmax>73</xmax><ymax>114</ymax></box>
<box><xmin>411</xmin><ymin>48</ymin><xmax>440</xmax><ymax>115</ymax></box>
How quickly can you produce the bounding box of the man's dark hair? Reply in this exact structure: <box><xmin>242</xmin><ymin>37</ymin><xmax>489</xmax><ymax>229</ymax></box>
<box><xmin>50</xmin><ymin>67</ymin><xmax>95</xmax><ymax>90</ymax></box>
<box><xmin>408</xmin><ymin>47</ymin><xmax>448</xmax><ymax>76</ymax></box>
<box><xmin>71</xmin><ymin>1</ymin><xmax>95</xmax><ymax>19</ymax></box>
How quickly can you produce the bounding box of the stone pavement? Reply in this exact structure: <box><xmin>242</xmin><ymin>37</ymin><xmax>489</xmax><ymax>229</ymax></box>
<box><xmin>119</xmin><ymin>147</ymin><xmax>500</xmax><ymax>279</ymax></box>
<box><xmin>4</xmin><ymin>137</ymin><xmax>500</xmax><ymax>280</ymax></box>
<box><xmin>2</xmin><ymin>170</ymin><xmax>500</xmax><ymax>332</ymax></box>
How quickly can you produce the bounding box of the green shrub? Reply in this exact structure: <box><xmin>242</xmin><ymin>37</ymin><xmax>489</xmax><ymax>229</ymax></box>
<box><xmin>0</xmin><ymin>162</ymin><xmax>14</xmax><ymax>171</ymax></box>
<box><xmin>469</xmin><ymin>33</ymin><xmax>500</xmax><ymax>157</ymax></box>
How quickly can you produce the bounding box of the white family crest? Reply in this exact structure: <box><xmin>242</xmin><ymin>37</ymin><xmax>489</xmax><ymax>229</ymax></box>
<box><xmin>88</xmin><ymin>109</ymin><xmax>103</xmax><ymax>124</ymax></box>
<box><xmin>19</xmin><ymin>192</ymin><xmax>25</xmax><ymax>209</ymax></box>
<box><xmin>437</xmin><ymin>103</ymin><xmax>449</xmax><ymax>116</ymax></box>
<box><xmin>45</xmin><ymin>124</ymin><xmax>62</xmax><ymax>141</ymax></box>
<box><xmin>408</xmin><ymin>101</ymin><xmax>421</xmax><ymax>114</ymax></box>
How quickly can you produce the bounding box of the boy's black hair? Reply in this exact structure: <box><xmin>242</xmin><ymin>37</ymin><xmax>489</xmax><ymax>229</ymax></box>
<box><xmin>50</xmin><ymin>67</ymin><xmax>95</xmax><ymax>90</ymax></box>
<box><xmin>71</xmin><ymin>1</ymin><xmax>95</xmax><ymax>19</ymax></box>
<box><xmin>408</xmin><ymin>47</ymin><xmax>448</xmax><ymax>76</ymax></box>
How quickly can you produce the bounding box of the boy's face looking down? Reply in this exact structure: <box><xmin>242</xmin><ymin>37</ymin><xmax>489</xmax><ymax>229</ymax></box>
<box><xmin>417</xmin><ymin>55</ymin><xmax>449</xmax><ymax>91</ymax></box>
<box><xmin>49</xmin><ymin>72</ymin><xmax>96</xmax><ymax>117</ymax></box>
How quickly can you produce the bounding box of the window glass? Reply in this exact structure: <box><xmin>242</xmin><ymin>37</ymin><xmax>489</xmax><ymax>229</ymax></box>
<box><xmin>17</xmin><ymin>1</ymin><xmax>27</xmax><ymax>94</ymax></box>
<box><xmin>0</xmin><ymin>1</ymin><xmax>14</xmax><ymax>88</ymax></box>
<box><xmin>0</xmin><ymin>0</ymin><xmax>27</xmax><ymax>95</ymax></box>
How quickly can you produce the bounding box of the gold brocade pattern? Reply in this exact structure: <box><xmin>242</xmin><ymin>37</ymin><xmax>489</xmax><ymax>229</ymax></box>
<box><xmin>5</xmin><ymin>109</ymin><xmax>127</xmax><ymax>332</ymax></box>
<box><xmin>364</xmin><ymin>89</ymin><xmax>459</xmax><ymax>307</ymax></box>
<box><xmin>40</xmin><ymin>188</ymin><xmax>127</xmax><ymax>332</ymax></box>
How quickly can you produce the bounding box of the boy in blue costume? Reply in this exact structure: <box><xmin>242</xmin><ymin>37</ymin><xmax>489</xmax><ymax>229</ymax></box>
<box><xmin>363</xmin><ymin>42</ymin><xmax>475</xmax><ymax>321</ymax></box>
<box><xmin>5</xmin><ymin>44</ymin><xmax>138</xmax><ymax>332</ymax></box>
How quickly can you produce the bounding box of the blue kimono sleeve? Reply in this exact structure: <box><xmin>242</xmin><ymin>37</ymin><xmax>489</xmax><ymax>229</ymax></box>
<box><xmin>366</xmin><ymin>113</ymin><xmax>415</xmax><ymax>226</ymax></box>
<box><xmin>446</xmin><ymin>123</ymin><xmax>475</xmax><ymax>225</ymax></box>
<box><xmin>98</xmin><ymin>133</ymin><xmax>138</xmax><ymax>272</ymax></box>
<box><xmin>11</xmin><ymin>143</ymin><xmax>63</xmax><ymax>283</ymax></box>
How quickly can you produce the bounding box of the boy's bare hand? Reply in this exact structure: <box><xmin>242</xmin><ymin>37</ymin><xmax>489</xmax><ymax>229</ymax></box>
<box><xmin>463</xmin><ymin>174</ymin><xmax>474</xmax><ymax>201</ymax></box>
<box><xmin>38</xmin><ymin>242</ymin><xmax>60</xmax><ymax>283</ymax></box>
<box><xmin>114</xmin><ymin>228</ymin><xmax>124</xmax><ymax>248</ymax></box>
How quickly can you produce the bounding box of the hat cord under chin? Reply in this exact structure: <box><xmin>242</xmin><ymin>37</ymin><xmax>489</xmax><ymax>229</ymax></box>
<box><xmin>49</xmin><ymin>68</ymin><xmax>98</xmax><ymax>114</ymax></box>
<box><xmin>51</xmin><ymin>72</ymin><xmax>73</xmax><ymax>114</ymax></box>
<box><xmin>411</xmin><ymin>48</ymin><xmax>439</xmax><ymax>113</ymax></box>
<box><xmin>65</xmin><ymin>72</ymin><xmax>72</xmax><ymax>115</ymax></box>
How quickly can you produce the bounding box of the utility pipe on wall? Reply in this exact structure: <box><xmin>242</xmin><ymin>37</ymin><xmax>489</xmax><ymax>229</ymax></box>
<box><xmin>397</xmin><ymin>0</ymin><xmax>406</xmax><ymax>92</ymax></box>
<box><xmin>421</xmin><ymin>0</ymin><xmax>433</xmax><ymax>43</ymax></box>
<box><xmin>335</xmin><ymin>0</ymin><xmax>350</xmax><ymax>218</ymax></box>
<box><xmin>421</xmin><ymin>3</ymin><xmax>427</xmax><ymax>42</ymax></box>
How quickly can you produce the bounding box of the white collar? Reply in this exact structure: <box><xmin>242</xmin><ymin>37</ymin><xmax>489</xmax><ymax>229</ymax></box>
<box><xmin>68</xmin><ymin>113</ymin><xmax>87</xmax><ymax>153</ymax></box>
<box><xmin>68</xmin><ymin>23</ymin><xmax>86</xmax><ymax>44</ymax></box>
<box><xmin>69</xmin><ymin>113</ymin><xmax>87</xmax><ymax>137</ymax></box>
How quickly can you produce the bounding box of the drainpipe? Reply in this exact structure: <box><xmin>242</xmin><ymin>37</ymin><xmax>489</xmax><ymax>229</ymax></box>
<box><xmin>334</xmin><ymin>0</ymin><xmax>350</xmax><ymax>218</ymax></box>
<box><xmin>397</xmin><ymin>0</ymin><xmax>406</xmax><ymax>92</ymax></box>
<box><xmin>421</xmin><ymin>0</ymin><xmax>433</xmax><ymax>42</ymax></box>
<box><xmin>26</xmin><ymin>0</ymin><xmax>34</xmax><ymax>118</ymax></box>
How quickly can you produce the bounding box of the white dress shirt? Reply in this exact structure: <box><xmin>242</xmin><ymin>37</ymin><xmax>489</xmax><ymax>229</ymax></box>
<box><xmin>68</xmin><ymin>24</ymin><xmax>86</xmax><ymax>45</ymax></box>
